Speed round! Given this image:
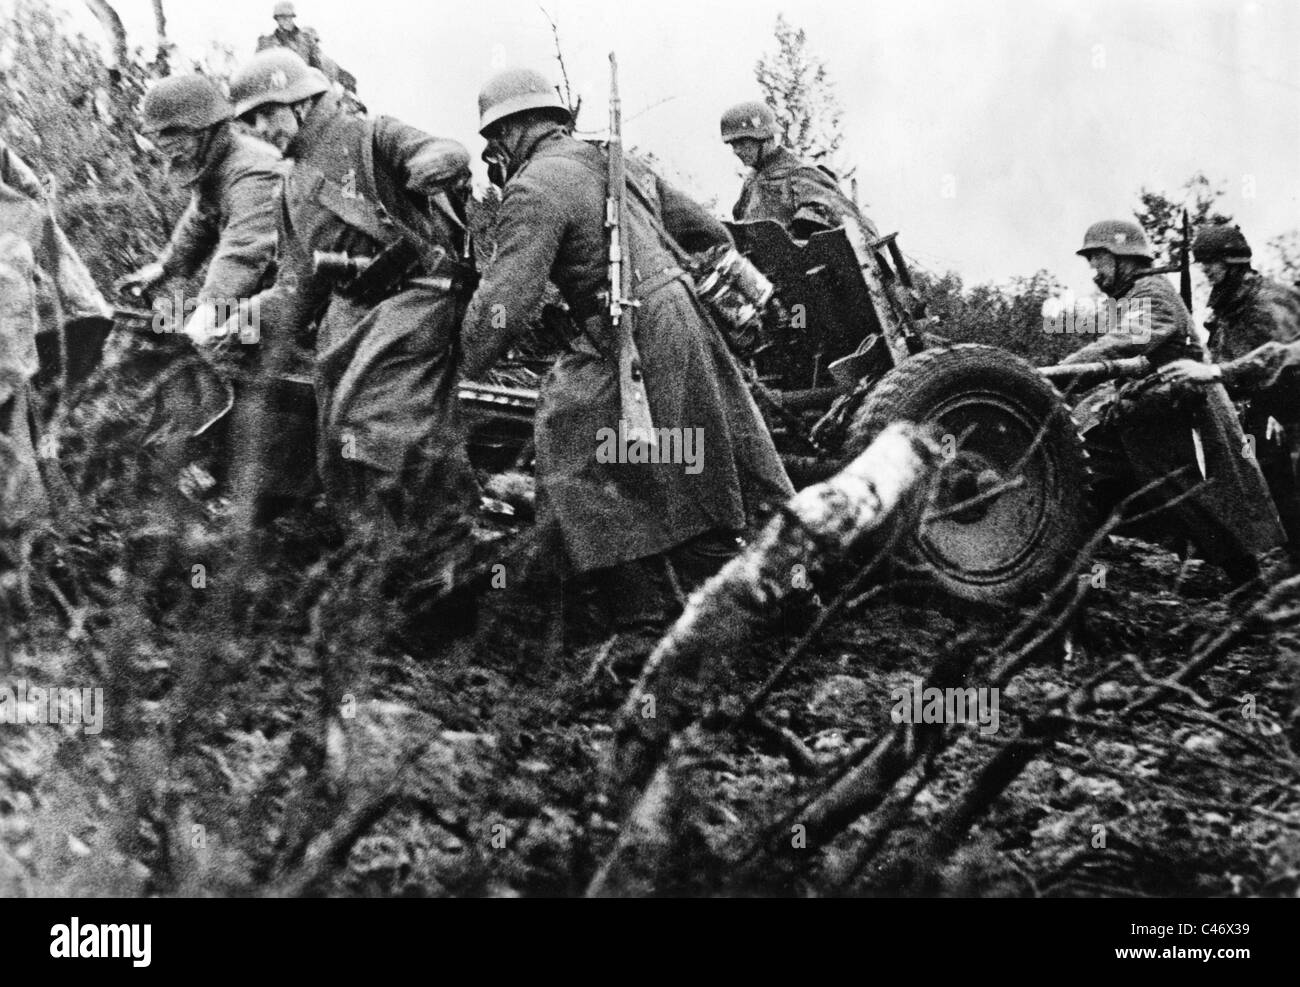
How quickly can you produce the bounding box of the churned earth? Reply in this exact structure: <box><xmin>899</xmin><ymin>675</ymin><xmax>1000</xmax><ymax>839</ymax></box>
<box><xmin>3</xmin><ymin>506</ymin><xmax>1298</xmax><ymax>897</ymax></box>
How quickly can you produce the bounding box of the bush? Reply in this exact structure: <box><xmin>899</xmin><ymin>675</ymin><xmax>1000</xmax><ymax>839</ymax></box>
<box><xmin>0</xmin><ymin>0</ymin><xmax>188</xmax><ymax>287</ymax></box>
<box><xmin>915</xmin><ymin>266</ymin><xmax>1083</xmax><ymax>367</ymax></box>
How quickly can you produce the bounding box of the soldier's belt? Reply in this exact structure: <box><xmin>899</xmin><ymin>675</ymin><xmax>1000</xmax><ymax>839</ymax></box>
<box><xmin>568</xmin><ymin>264</ymin><xmax>687</xmax><ymax>324</ymax></box>
<box><xmin>633</xmin><ymin>264</ymin><xmax>688</xmax><ymax>299</ymax></box>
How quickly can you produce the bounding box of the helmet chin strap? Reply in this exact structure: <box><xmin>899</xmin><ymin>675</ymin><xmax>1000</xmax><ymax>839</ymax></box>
<box><xmin>165</xmin><ymin>127</ymin><xmax>214</xmax><ymax>182</ymax></box>
<box><xmin>484</xmin><ymin>121</ymin><xmax>536</xmax><ymax>186</ymax></box>
<box><xmin>196</xmin><ymin>125</ymin><xmax>217</xmax><ymax>162</ymax></box>
<box><xmin>482</xmin><ymin>114</ymin><xmax>564</xmax><ymax>188</ymax></box>
<box><xmin>291</xmin><ymin>99</ymin><xmax>314</xmax><ymax>127</ymax></box>
<box><xmin>482</xmin><ymin>139</ymin><xmax>511</xmax><ymax>189</ymax></box>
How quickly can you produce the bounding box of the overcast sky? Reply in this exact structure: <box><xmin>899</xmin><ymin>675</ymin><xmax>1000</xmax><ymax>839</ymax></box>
<box><xmin>50</xmin><ymin>0</ymin><xmax>1300</xmax><ymax>295</ymax></box>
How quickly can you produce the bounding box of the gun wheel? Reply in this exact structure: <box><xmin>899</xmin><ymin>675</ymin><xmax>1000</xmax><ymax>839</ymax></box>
<box><xmin>845</xmin><ymin>344</ymin><xmax>1092</xmax><ymax>607</ymax></box>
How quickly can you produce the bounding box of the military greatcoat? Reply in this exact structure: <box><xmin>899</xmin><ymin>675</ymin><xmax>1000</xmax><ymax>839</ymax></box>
<box><xmin>265</xmin><ymin>92</ymin><xmax>477</xmax><ymax>512</ymax></box>
<box><xmin>460</xmin><ymin>127</ymin><xmax>794</xmax><ymax>572</ymax></box>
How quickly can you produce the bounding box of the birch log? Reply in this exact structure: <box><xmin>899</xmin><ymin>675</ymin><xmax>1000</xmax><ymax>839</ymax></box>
<box><xmin>589</xmin><ymin>423</ymin><xmax>938</xmax><ymax>895</ymax></box>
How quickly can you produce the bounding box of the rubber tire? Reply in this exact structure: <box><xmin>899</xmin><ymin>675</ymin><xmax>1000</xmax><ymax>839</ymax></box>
<box><xmin>844</xmin><ymin>344</ymin><xmax>1091</xmax><ymax>607</ymax></box>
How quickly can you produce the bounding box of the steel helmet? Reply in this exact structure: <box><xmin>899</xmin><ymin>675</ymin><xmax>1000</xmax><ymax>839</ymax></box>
<box><xmin>1193</xmin><ymin>223</ymin><xmax>1252</xmax><ymax>264</ymax></box>
<box><xmin>273</xmin><ymin>2</ymin><xmax>296</xmax><ymax>16</ymax></box>
<box><xmin>140</xmin><ymin>75</ymin><xmax>231</xmax><ymax>134</ymax></box>
<box><xmin>229</xmin><ymin>49</ymin><xmax>329</xmax><ymax>119</ymax></box>
<box><xmin>1077</xmin><ymin>219</ymin><xmax>1153</xmax><ymax>260</ymax></box>
<box><xmin>477</xmin><ymin>67</ymin><xmax>569</xmax><ymax>135</ymax></box>
<box><xmin>721</xmin><ymin>101</ymin><xmax>777</xmax><ymax>143</ymax></box>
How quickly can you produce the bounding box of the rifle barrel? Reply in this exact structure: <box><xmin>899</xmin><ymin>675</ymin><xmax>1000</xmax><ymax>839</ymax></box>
<box><xmin>606</xmin><ymin>52</ymin><xmax>626</xmax><ymax>325</ymax></box>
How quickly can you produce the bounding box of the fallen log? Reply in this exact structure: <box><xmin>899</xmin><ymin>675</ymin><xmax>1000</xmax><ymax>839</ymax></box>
<box><xmin>589</xmin><ymin>422</ymin><xmax>939</xmax><ymax>896</ymax></box>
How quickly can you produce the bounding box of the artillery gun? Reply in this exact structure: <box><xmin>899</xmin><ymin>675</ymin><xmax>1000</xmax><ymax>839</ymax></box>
<box><xmin>460</xmin><ymin>219</ymin><xmax>1097</xmax><ymax>607</ymax></box>
<box><xmin>34</xmin><ymin>223</ymin><xmax>1117</xmax><ymax>607</ymax></box>
<box><xmin>724</xmin><ymin>220</ymin><xmax>1093</xmax><ymax>605</ymax></box>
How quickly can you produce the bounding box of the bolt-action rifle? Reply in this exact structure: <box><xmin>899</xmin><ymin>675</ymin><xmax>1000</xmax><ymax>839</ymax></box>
<box><xmin>605</xmin><ymin>52</ymin><xmax>655</xmax><ymax>446</ymax></box>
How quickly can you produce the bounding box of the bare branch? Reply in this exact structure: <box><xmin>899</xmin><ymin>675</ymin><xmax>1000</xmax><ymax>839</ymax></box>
<box><xmin>538</xmin><ymin>5</ymin><xmax>575</xmax><ymax>115</ymax></box>
<box><xmin>626</xmin><ymin>95</ymin><xmax>678</xmax><ymax>124</ymax></box>
<box><xmin>83</xmin><ymin>0</ymin><xmax>127</xmax><ymax>69</ymax></box>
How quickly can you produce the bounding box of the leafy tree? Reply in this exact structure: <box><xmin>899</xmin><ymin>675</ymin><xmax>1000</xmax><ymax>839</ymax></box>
<box><xmin>1133</xmin><ymin>172</ymin><xmax>1231</xmax><ymax>268</ymax></box>
<box><xmin>754</xmin><ymin>15</ymin><xmax>844</xmax><ymax>164</ymax></box>
<box><xmin>1264</xmin><ymin>230</ymin><xmax>1300</xmax><ymax>286</ymax></box>
<box><xmin>916</xmin><ymin>267</ymin><xmax>1076</xmax><ymax>366</ymax></box>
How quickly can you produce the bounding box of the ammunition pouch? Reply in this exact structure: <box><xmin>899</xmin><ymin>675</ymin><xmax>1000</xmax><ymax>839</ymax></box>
<box><xmin>536</xmin><ymin>302</ymin><xmax>585</xmax><ymax>354</ymax></box>
<box><xmin>319</xmin><ymin>239</ymin><xmax>477</xmax><ymax>307</ymax></box>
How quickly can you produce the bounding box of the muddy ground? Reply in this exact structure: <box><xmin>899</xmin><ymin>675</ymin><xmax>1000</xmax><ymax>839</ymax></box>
<box><xmin>4</xmin><ymin>490</ymin><xmax>1299</xmax><ymax>898</ymax></box>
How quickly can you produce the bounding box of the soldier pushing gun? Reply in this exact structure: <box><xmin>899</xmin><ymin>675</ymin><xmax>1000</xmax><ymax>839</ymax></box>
<box><xmin>459</xmin><ymin>64</ymin><xmax>793</xmax><ymax>655</ymax></box>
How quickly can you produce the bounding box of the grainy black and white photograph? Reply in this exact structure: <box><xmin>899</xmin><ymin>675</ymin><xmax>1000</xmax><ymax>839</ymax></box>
<box><xmin>0</xmin><ymin>0</ymin><xmax>1296</xmax><ymax>924</ymax></box>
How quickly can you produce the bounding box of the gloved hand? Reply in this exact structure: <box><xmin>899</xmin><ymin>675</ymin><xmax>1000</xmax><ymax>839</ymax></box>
<box><xmin>181</xmin><ymin>302</ymin><xmax>228</xmax><ymax>348</ymax></box>
<box><xmin>1157</xmin><ymin>358</ymin><xmax>1222</xmax><ymax>388</ymax></box>
<box><xmin>406</xmin><ymin>140</ymin><xmax>472</xmax><ymax>196</ymax></box>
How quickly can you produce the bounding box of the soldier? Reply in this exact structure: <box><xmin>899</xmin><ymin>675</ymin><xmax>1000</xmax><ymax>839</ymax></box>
<box><xmin>1061</xmin><ymin>219</ymin><xmax>1283</xmax><ymax>582</ymax></box>
<box><xmin>460</xmin><ymin>68</ymin><xmax>794</xmax><ymax>641</ymax></box>
<box><xmin>228</xmin><ymin>48</ymin><xmax>478</xmax><ymax>523</ymax></box>
<box><xmin>121</xmin><ymin>74</ymin><xmax>284</xmax><ymax>345</ymax></box>
<box><xmin>1158</xmin><ymin>224</ymin><xmax>1300</xmax><ymax>558</ymax></box>
<box><xmin>256</xmin><ymin>2</ymin><xmax>355</xmax><ymax>94</ymax></box>
<box><xmin>721</xmin><ymin>99</ymin><xmax>878</xmax><ymax>242</ymax></box>
<box><xmin>118</xmin><ymin>74</ymin><xmax>315</xmax><ymax>523</ymax></box>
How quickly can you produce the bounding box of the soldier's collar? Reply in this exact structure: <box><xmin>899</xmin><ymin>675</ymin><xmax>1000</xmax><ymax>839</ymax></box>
<box><xmin>1208</xmin><ymin>267</ymin><xmax>1256</xmax><ymax>313</ymax></box>
<box><xmin>287</xmin><ymin>91</ymin><xmax>342</xmax><ymax>160</ymax></box>
<box><xmin>756</xmin><ymin>144</ymin><xmax>799</xmax><ymax>172</ymax></box>
<box><xmin>189</xmin><ymin>124</ymin><xmax>234</xmax><ymax>189</ymax></box>
<box><xmin>513</xmin><ymin>125</ymin><xmax>569</xmax><ymax>170</ymax></box>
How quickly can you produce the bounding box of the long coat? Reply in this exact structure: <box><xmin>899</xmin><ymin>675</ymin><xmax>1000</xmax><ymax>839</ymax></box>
<box><xmin>460</xmin><ymin>128</ymin><xmax>794</xmax><ymax>572</ymax></box>
<box><xmin>1068</xmin><ymin>271</ymin><xmax>1284</xmax><ymax>568</ymax></box>
<box><xmin>157</xmin><ymin>126</ymin><xmax>285</xmax><ymax>306</ymax></box>
<box><xmin>266</xmin><ymin>93</ymin><xmax>476</xmax><ymax>510</ymax></box>
<box><xmin>1206</xmin><ymin>269</ymin><xmax>1300</xmax><ymax>548</ymax></box>
<box><xmin>1208</xmin><ymin>270</ymin><xmax>1300</xmax><ymax>424</ymax></box>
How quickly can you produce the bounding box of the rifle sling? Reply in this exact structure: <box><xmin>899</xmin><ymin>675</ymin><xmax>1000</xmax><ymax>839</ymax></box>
<box><xmin>567</xmin><ymin>151</ymin><xmax>699</xmax><ymax>325</ymax></box>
